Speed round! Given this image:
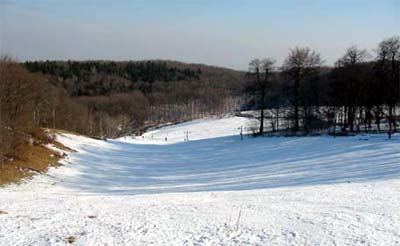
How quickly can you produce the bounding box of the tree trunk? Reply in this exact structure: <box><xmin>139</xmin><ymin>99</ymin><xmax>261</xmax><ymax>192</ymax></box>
<box><xmin>259</xmin><ymin>85</ymin><xmax>265</xmax><ymax>135</ymax></box>
<box><xmin>393</xmin><ymin>105</ymin><xmax>397</xmax><ymax>132</ymax></box>
<box><xmin>276</xmin><ymin>108</ymin><xmax>279</xmax><ymax>132</ymax></box>
<box><xmin>52</xmin><ymin>108</ymin><xmax>56</xmax><ymax>129</ymax></box>
<box><xmin>389</xmin><ymin>105</ymin><xmax>393</xmax><ymax>135</ymax></box>
<box><xmin>375</xmin><ymin>108</ymin><xmax>381</xmax><ymax>131</ymax></box>
<box><xmin>294</xmin><ymin>77</ymin><xmax>300</xmax><ymax>132</ymax></box>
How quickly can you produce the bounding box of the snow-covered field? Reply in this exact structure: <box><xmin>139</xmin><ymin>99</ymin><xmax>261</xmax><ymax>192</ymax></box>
<box><xmin>1</xmin><ymin>116</ymin><xmax>400</xmax><ymax>245</ymax></box>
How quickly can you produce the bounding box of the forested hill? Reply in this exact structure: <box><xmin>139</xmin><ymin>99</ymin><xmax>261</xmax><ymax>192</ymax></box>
<box><xmin>23</xmin><ymin>60</ymin><xmax>244</xmax><ymax>96</ymax></box>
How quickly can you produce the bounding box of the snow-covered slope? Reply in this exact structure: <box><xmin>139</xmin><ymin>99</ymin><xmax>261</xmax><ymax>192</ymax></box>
<box><xmin>118</xmin><ymin>115</ymin><xmax>258</xmax><ymax>144</ymax></box>
<box><xmin>1</xmin><ymin>116</ymin><xmax>400</xmax><ymax>245</ymax></box>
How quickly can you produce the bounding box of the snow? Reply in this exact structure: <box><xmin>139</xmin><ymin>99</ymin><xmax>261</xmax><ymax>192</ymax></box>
<box><xmin>118</xmin><ymin>115</ymin><xmax>258</xmax><ymax>144</ymax></box>
<box><xmin>1</xmin><ymin>116</ymin><xmax>400</xmax><ymax>245</ymax></box>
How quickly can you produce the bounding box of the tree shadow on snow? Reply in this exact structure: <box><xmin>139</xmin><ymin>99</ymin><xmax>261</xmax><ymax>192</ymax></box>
<box><xmin>57</xmin><ymin>134</ymin><xmax>400</xmax><ymax>195</ymax></box>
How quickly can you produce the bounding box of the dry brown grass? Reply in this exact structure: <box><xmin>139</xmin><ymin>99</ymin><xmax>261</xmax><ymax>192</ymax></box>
<box><xmin>0</xmin><ymin>128</ymin><xmax>69</xmax><ymax>187</ymax></box>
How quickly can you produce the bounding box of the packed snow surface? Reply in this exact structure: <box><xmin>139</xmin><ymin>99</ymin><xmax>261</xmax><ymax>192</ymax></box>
<box><xmin>1</xmin><ymin>116</ymin><xmax>400</xmax><ymax>245</ymax></box>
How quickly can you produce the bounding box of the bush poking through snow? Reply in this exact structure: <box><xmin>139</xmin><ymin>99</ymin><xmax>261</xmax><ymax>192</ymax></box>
<box><xmin>65</xmin><ymin>236</ymin><xmax>76</xmax><ymax>244</ymax></box>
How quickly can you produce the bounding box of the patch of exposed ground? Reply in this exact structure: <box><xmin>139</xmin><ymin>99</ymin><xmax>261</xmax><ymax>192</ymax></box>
<box><xmin>0</xmin><ymin>128</ymin><xmax>69</xmax><ymax>187</ymax></box>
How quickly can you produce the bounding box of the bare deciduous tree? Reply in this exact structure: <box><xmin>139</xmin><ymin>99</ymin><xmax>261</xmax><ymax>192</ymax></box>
<box><xmin>335</xmin><ymin>46</ymin><xmax>370</xmax><ymax>131</ymax></box>
<box><xmin>377</xmin><ymin>36</ymin><xmax>400</xmax><ymax>134</ymax></box>
<box><xmin>283</xmin><ymin>47</ymin><xmax>322</xmax><ymax>132</ymax></box>
<box><xmin>337</xmin><ymin>46</ymin><xmax>370</xmax><ymax>67</ymax></box>
<box><xmin>248</xmin><ymin>58</ymin><xmax>276</xmax><ymax>135</ymax></box>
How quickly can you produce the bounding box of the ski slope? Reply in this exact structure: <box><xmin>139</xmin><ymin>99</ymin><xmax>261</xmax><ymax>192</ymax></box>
<box><xmin>118</xmin><ymin>115</ymin><xmax>258</xmax><ymax>144</ymax></box>
<box><xmin>1</xmin><ymin>116</ymin><xmax>400</xmax><ymax>245</ymax></box>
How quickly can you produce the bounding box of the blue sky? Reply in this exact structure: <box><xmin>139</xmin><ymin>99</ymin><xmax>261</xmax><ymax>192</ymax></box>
<box><xmin>1</xmin><ymin>0</ymin><xmax>399</xmax><ymax>70</ymax></box>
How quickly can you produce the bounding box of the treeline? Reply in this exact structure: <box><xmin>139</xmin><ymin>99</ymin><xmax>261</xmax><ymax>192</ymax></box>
<box><xmin>23</xmin><ymin>60</ymin><xmax>243</xmax><ymax>97</ymax></box>
<box><xmin>246</xmin><ymin>36</ymin><xmax>400</xmax><ymax>136</ymax></box>
<box><xmin>24</xmin><ymin>60</ymin><xmax>201</xmax><ymax>96</ymax></box>
<box><xmin>23</xmin><ymin>60</ymin><xmax>243</xmax><ymax>133</ymax></box>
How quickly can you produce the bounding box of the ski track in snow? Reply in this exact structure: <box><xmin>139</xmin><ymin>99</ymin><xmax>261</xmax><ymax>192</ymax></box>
<box><xmin>1</xmin><ymin>116</ymin><xmax>400</xmax><ymax>245</ymax></box>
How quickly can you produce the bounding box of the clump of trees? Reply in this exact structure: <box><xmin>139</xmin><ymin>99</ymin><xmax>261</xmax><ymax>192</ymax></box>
<box><xmin>76</xmin><ymin>92</ymin><xmax>149</xmax><ymax>136</ymax></box>
<box><xmin>0</xmin><ymin>59</ymin><xmax>146</xmax><ymax>165</ymax></box>
<box><xmin>246</xmin><ymin>36</ymin><xmax>400</xmax><ymax>136</ymax></box>
<box><xmin>247</xmin><ymin>58</ymin><xmax>276</xmax><ymax>135</ymax></box>
<box><xmin>0</xmin><ymin>57</ymin><xmax>86</xmax><ymax>166</ymax></box>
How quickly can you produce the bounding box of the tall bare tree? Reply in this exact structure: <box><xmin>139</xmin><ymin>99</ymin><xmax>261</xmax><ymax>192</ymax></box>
<box><xmin>248</xmin><ymin>58</ymin><xmax>276</xmax><ymax>135</ymax></box>
<box><xmin>248</xmin><ymin>59</ymin><xmax>262</xmax><ymax>134</ymax></box>
<box><xmin>377</xmin><ymin>36</ymin><xmax>400</xmax><ymax>134</ymax></box>
<box><xmin>283</xmin><ymin>47</ymin><xmax>322</xmax><ymax>132</ymax></box>
<box><xmin>336</xmin><ymin>46</ymin><xmax>370</xmax><ymax>131</ymax></box>
<box><xmin>260</xmin><ymin>58</ymin><xmax>276</xmax><ymax>134</ymax></box>
<box><xmin>337</xmin><ymin>45</ymin><xmax>369</xmax><ymax>66</ymax></box>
